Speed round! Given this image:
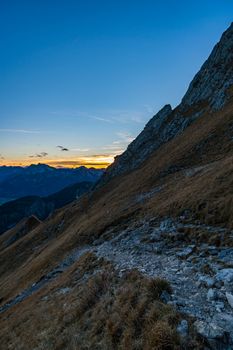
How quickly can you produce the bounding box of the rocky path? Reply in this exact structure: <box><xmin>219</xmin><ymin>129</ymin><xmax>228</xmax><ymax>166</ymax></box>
<box><xmin>0</xmin><ymin>246</ymin><xmax>90</xmax><ymax>314</ymax></box>
<box><xmin>93</xmin><ymin>218</ymin><xmax>233</xmax><ymax>348</ymax></box>
<box><xmin>1</xmin><ymin>217</ymin><xmax>233</xmax><ymax>348</ymax></box>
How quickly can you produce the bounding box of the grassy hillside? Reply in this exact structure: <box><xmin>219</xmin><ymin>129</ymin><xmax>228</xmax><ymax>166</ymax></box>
<box><xmin>0</xmin><ymin>95</ymin><xmax>232</xmax><ymax>348</ymax></box>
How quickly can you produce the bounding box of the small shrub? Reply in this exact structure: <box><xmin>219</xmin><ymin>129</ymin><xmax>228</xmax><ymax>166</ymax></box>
<box><xmin>145</xmin><ymin>321</ymin><xmax>177</xmax><ymax>350</ymax></box>
<box><xmin>147</xmin><ymin>278</ymin><xmax>172</xmax><ymax>299</ymax></box>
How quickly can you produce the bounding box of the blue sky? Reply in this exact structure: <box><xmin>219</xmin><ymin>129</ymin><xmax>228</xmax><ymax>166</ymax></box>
<box><xmin>0</xmin><ymin>0</ymin><xmax>232</xmax><ymax>167</ymax></box>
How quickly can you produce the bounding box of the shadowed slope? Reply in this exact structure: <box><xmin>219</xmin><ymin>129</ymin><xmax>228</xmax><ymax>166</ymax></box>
<box><xmin>0</xmin><ymin>181</ymin><xmax>93</xmax><ymax>235</ymax></box>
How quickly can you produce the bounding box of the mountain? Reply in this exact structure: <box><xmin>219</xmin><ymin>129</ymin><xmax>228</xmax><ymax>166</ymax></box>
<box><xmin>0</xmin><ymin>181</ymin><xmax>93</xmax><ymax>236</ymax></box>
<box><xmin>99</xmin><ymin>23</ymin><xmax>233</xmax><ymax>185</ymax></box>
<box><xmin>0</xmin><ymin>24</ymin><xmax>233</xmax><ymax>349</ymax></box>
<box><xmin>0</xmin><ymin>165</ymin><xmax>24</xmax><ymax>182</ymax></box>
<box><xmin>0</xmin><ymin>163</ymin><xmax>104</xmax><ymax>202</ymax></box>
<box><xmin>0</xmin><ymin>215</ymin><xmax>42</xmax><ymax>252</ymax></box>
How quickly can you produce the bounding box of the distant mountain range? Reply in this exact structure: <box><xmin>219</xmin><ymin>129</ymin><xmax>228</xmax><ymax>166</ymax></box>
<box><xmin>0</xmin><ymin>163</ymin><xmax>104</xmax><ymax>203</ymax></box>
<box><xmin>0</xmin><ymin>181</ymin><xmax>93</xmax><ymax>235</ymax></box>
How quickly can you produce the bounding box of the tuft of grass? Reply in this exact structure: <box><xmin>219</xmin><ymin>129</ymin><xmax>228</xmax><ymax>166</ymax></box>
<box><xmin>147</xmin><ymin>277</ymin><xmax>172</xmax><ymax>299</ymax></box>
<box><xmin>0</xmin><ymin>252</ymin><xmax>205</xmax><ymax>349</ymax></box>
<box><xmin>145</xmin><ymin>320</ymin><xmax>178</xmax><ymax>350</ymax></box>
<box><xmin>0</xmin><ymin>254</ymin><xmax>184</xmax><ymax>350</ymax></box>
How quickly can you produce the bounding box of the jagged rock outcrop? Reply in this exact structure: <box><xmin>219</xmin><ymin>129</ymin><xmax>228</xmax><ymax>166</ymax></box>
<box><xmin>102</xmin><ymin>104</ymin><xmax>172</xmax><ymax>180</ymax></box>
<box><xmin>181</xmin><ymin>23</ymin><xmax>233</xmax><ymax>110</ymax></box>
<box><xmin>99</xmin><ymin>23</ymin><xmax>233</xmax><ymax>184</ymax></box>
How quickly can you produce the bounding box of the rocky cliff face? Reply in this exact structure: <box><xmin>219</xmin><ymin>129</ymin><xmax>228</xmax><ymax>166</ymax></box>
<box><xmin>181</xmin><ymin>23</ymin><xmax>233</xmax><ymax>110</ymax></box>
<box><xmin>100</xmin><ymin>23</ymin><xmax>233</xmax><ymax>184</ymax></box>
<box><xmin>103</xmin><ymin>104</ymin><xmax>172</xmax><ymax>180</ymax></box>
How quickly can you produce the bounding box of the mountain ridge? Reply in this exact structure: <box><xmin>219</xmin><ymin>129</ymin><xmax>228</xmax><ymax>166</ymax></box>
<box><xmin>0</xmin><ymin>163</ymin><xmax>103</xmax><ymax>202</ymax></box>
<box><xmin>0</xmin><ymin>181</ymin><xmax>94</xmax><ymax>236</ymax></box>
<box><xmin>0</xmin><ymin>24</ymin><xmax>233</xmax><ymax>349</ymax></box>
<box><xmin>99</xmin><ymin>22</ymin><xmax>233</xmax><ymax>185</ymax></box>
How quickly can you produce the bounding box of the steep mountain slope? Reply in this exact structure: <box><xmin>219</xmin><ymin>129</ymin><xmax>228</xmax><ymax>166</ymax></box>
<box><xmin>0</xmin><ymin>215</ymin><xmax>41</xmax><ymax>252</ymax></box>
<box><xmin>100</xmin><ymin>23</ymin><xmax>233</xmax><ymax>185</ymax></box>
<box><xmin>181</xmin><ymin>22</ymin><xmax>233</xmax><ymax>109</ymax></box>
<box><xmin>0</xmin><ymin>24</ymin><xmax>233</xmax><ymax>349</ymax></box>
<box><xmin>0</xmin><ymin>164</ymin><xmax>103</xmax><ymax>202</ymax></box>
<box><xmin>0</xmin><ymin>181</ymin><xmax>93</xmax><ymax>236</ymax></box>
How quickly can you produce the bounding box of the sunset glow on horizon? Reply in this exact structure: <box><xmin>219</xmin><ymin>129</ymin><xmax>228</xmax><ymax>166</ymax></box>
<box><xmin>1</xmin><ymin>2</ymin><xmax>232</xmax><ymax>171</ymax></box>
<box><xmin>0</xmin><ymin>154</ymin><xmax>117</xmax><ymax>169</ymax></box>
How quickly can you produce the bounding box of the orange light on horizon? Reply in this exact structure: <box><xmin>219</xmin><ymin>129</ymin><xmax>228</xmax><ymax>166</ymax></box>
<box><xmin>0</xmin><ymin>154</ymin><xmax>116</xmax><ymax>169</ymax></box>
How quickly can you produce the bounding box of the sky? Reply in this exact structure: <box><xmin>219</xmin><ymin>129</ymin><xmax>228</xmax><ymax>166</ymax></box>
<box><xmin>0</xmin><ymin>0</ymin><xmax>232</xmax><ymax>168</ymax></box>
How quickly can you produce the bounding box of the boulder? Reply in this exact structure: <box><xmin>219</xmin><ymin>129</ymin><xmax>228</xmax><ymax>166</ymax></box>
<box><xmin>226</xmin><ymin>293</ymin><xmax>233</xmax><ymax>309</ymax></box>
<box><xmin>216</xmin><ymin>269</ymin><xmax>233</xmax><ymax>283</ymax></box>
<box><xmin>177</xmin><ymin>319</ymin><xmax>188</xmax><ymax>338</ymax></box>
<box><xmin>207</xmin><ymin>288</ymin><xmax>217</xmax><ymax>301</ymax></box>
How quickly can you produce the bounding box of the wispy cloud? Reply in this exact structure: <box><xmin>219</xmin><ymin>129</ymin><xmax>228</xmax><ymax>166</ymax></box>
<box><xmin>49</xmin><ymin>108</ymin><xmax>148</xmax><ymax>125</ymax></box>
<box><xmin>29</xmin><ymin>152</ymin><xmax>48</xmax><ymax>158</ymax></box>
<box><xmin>144</xmin><ymin>104</ymin><xmax>155</xmax><ymax>114</ymax></box>
<box><xmin>92</xmin><ymin>116</ymin><xmax>114</xmax><ymax>123</ymax></box>
<box><xmin>101</xmin><ymin>144</ymin><xmax>124</xmax><ymax>151</ymax></box>
<box><xmin>57</xmin><ymin>145</ymin><xmax>69</xmax><ymax>151</ymax></box>
<box><xmin>116</xmin><ymin>131</ymin><xmax>135</xmax><ymax>143</ymax></box>
<box><xmin>100</xmin><ymin>132</ymin><xmax>134</xmax><ymax>156</ymax></box>
<box><xmin>91</xmin><ymin>110</ymin><xmax>146</xmax><ymax>124</ymax></box>
<box><xmin>0</xmin><ymin>154</ymin><xmax>5</xmax><ymax>160</ymax></box>
<box><xmin>0</xmin><ymin>128</ymin><xmax>41</xmax><ymax>134</ymax></box>
<box><xmin>109</xmin><ymin>111</ymin><xmax>146</xmax><ymax>124</ymax></box>
<box><xmin>70</xmin><ymin>148</ymin><xmax>90</xmax><ymax>152</ymax></box>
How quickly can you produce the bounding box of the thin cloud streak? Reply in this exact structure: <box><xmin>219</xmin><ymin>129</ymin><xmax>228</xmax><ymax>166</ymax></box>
<box><xmin>92</xmin><ymin>116</ymin><xmax>114</xmax><ymax>123</ymax></box>
<box><xmin>116</xmin><ymin>131</ymin><xmax>135</xmax><ymax>143</ymax></box>
<box><xmin>49</xmin><ymin>109</ymin><xmax>148</xmax><ymax>125</ymax></box>
<box><xmin>0</xmin><ymin>128</ymin><xmax>41</xmax><ymax>134</ymax></box>
<box><xmin>71</xmin><ymin>148</ymin><xmax>90</xmax><ymax>152</ymax></box>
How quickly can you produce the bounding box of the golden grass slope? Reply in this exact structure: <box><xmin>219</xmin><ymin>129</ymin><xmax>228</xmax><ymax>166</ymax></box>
<box><xmin>0</xmin><ymin>97</ymin><xmax>233</xmax><ymax>307</ymax></box>
<box><xmin>0</xmin><ymin>253</ymin><xmax>202</xmax><ymax>350</ymax></box>
<box><xmin>0</xmin><ymin>97</ymin><xmax>232</xmax><ymax>350</ymax></box>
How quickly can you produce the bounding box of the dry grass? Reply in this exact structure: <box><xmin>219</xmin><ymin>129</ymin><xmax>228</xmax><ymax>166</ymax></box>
<box><xmin>163</xmin><ymin>223</ymin><xmax>233</xmax><ymax>250</ymax></box>
<box><xmin>0</xmin><ymin>96</ymin><xmax>233</xmax><ymax>339</ymax></box>
<box><xmin>0</xmin><ymin>253</ymin><xmax>203</xmax><ymax>349</ymax></box>
<box><xmin>1</xmin><ymin>98</ymin><xmax>233</xmax><ymax>305</ymax></box>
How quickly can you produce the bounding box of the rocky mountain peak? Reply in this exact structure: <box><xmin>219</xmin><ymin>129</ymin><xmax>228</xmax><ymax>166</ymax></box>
<box><xmin>99</xmin><ymin>23</ymin><xmax>233</xmax><ymax>185</ymax></box>
<box><xmin>145</xmin><ymin>104</ymin><xmax>172</xmax><ymax>129</ymax></box>
<box><xmin>99</xmin><ymin>104</ymin><xmax>173</xmax><ymax>183</ymax></box>
<box><xmin>181</xmin><ymin>22</ymin><xmax>233</xmax><ymax>110</ymax></box>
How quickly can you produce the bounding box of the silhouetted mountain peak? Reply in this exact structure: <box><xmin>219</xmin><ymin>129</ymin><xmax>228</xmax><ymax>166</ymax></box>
<box><xmin>26</xmin><ymin>163</ymin><xmax>55</xmax><ymax>173</ymax></box>
<box><xmin>0</xmin><ymin>164</ymin><xmax>104</xmax><ymax>201</ymax></box>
